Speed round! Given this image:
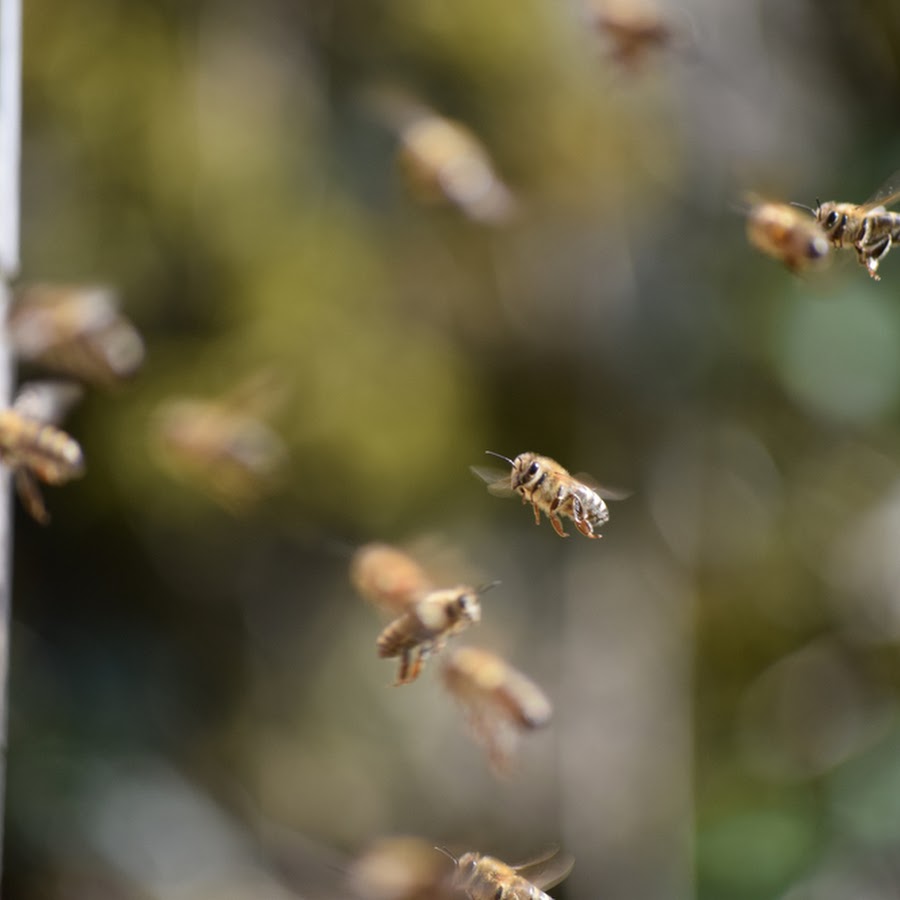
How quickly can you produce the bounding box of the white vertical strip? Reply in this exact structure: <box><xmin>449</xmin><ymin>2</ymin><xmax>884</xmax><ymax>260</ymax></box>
<box><xmin>0</xmin><ymin>0</ymin><xmax>21</xmax><ymax>275</ymax></box>
<box><xmin>0</xmin><ymin>0</ymin><xmax>20</xmax><ymax>884</ymax></box>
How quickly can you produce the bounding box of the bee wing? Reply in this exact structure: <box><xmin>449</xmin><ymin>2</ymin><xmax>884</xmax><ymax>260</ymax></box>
<box><xmin>513</xmin><ymin>849</ymin><xmax>575</xmax><ymax>892</ymax></box>
<box><xmin>571</xmin><ymin>473</ymin><xmax>632</xmax><ymax>502</ymax></box>
<box><xmin>469</xmin><ymin>465</ymin><xmax>515</xmax><ymax>498</ymax></box>
<box><xmin>860</xmin><ymin>170</ymin><xmax>900</xmax><ymax>212</ymax></box>
<box><xmin>12</xmin><ymin>380</ymin><xmax>83</xmax><ymax>424</ymax></box>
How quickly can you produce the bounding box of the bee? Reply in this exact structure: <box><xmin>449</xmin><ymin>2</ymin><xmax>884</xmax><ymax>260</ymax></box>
<box><xmin>376</xmin><ymin>587</ymin><xmax>484</xmax><ymax>686</ymax></box>
<box><xmin>800</xmin><ymin>174</ymin><xmax>900</xmax><ymax>280</ymax></box>
<box><xmin>350</xmin><ymin>543</ymin><xmax>491</xmax><ymax>685</ymax></box>
<box><xmin>9</xmin><ymin>283</ymin><xmax>145</xmax><ymax>387</ymax></box>
<box><xmin>588</xmin><ymin>0</ymin><xmax>673</xmax><ymax>71</ymax></box>
<box><xmin>0</xmin><ymin>380</ymin><xmax>85</xmax><ymax>524</ymax></box>
<box><xmin>442</xmin><ymin>646</ymin><xmax>552</xmax><ymax>775</ymax></box>
<box><xmin>351</xmin><ymin>542</ymin><xmax>436</xmax><ymax>618</ymax></box>
<box><xmin>365</xmin><ymin>86</ymin><xmax>516</xmax><ymax>225</ymax></box>
<box><xmin>152</xmin><ymin>372</ymin><xmax>287</xmax><ymax>511</ymax></box>
<box><xmin>348</xmin><ymin>836</ymin><xmax>455</xmax><ymax>900</ymax></box>
<box><xmin>473</xmin><ymin>451</ymin><xmax>620</xmax><ymax>539</ymax></box>
<box><xmin>441</xmin><ymin>847</ymin><xmax>574</xmax><ymax>900</ymax></box>
<box><xmin>744</xmin><ymin>196</ymin><xmax>831</xmax><ymax>273</ymax></box>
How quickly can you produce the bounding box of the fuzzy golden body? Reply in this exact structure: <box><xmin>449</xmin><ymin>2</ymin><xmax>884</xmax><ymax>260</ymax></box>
<box><xmin>474</xmin><ymin>451</ymin><xmax>610</xmax><ymax>539</ymax></box>
<box><xmin>376</xmin><ymin>588</ymin><xmax>481</xmax><ymax>686</ymax></box>
<box><xmin>351</xmin><ymin>543</ymin><xmax>435</xmax><ymax>618</ymax></box>
<box><xmin>745</xmin><ymin>198</ymin><xmax>830</xmax><ymax>272</ymax></box>
<box><xmin>451</xmin><ymin>851</ymin><xmax>573</xmax><ymax>900</ymax></box>
<box><xmin>442</xmin><ymin>646</ymin><xmax>552</xmax><ymax>774</ymax></box>
<box><xmin>0</xmin><ymin>381</ymin><xmax>85</xmax><ymax>524</ymax></box>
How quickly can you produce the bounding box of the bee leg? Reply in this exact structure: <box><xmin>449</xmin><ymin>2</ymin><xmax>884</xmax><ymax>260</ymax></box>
<box><xmin>548</xmin><ymin>514</ymin><xmax>569</xmax><ymax>538</ymax></box>
<box><xmin>394</xmin><ymin>649</ymin><xmax>412</xmax><ymax>686</ymax></box>
<box><xmin>406</xmin><ymin>645</ymin><xmax>431</xmax><ymax>684</ymax></box>
<box><xmin>531</xmin><ymin>501</ymin><xmax>543</xmax><ymax>525</ymax></box>
<box><xmin>859</xmin><ymin>235</ymin><xmax>890</xmax><ymax>280</ymax></box>
<box><xmin>574</xmin><ymin>517</ymin><xmax>601</xmax><ymax>539</ymax></box>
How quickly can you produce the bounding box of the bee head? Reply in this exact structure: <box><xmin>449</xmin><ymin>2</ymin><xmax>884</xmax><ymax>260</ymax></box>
<box><xmin>456</xmin><ymin>852</ymin><xmax>480</xmax><ymax>884</ymax></box>
<box><xmin>512</xmin><ymin>452</ymin><xmax>544</xmax><ymax>491</ymax></box>
<box><xmin>814</xmin><ymin>200</ymin><xmax>846</xmax><ymax>237</ymax></box>
<box><xmin>453</xmin><ymin>589</ymin><xmax>482</xmax><ymax>624</ymax></box>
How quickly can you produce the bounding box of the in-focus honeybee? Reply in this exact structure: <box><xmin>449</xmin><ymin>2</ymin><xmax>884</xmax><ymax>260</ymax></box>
<box><xmin>442</xmin><ymin>646</ymin><xmax>552</xmax><ymax>775</ymax></box>
<box><xmin>0</xmin><ymin>380</ymin><xmax>85</xmax><ymax>524</ymax></box>
<box><xmin>441</xmin><ymin>847</ymin><xmax>574</xmax><ymax>900</ymax></box>
<box><xmin>365</xmin><ymin>87</ymin><xmax>516</xmax><ymax>225</ymax></box>
<box><xmin>800</xmin><ymin>174</ymin><xmax>900</xmax><ymax>280</ymax></box>
<box><xmin>744</xmin><ymin>196</ymin><xmax>831</xmax><ymax>273</ymax></box>
<box><xmin>351</xmin><ymin>543</ymin><xmax>491</xmax><ymax>685</ymax></box>
<box><xmin>152</xmin><ymin>372</ymin><xmax>287</xmax><ymax>511</ymax></box>
<box><xmin>473</xmin><ymin>451</ymin><xmax>620</xmax><ymax>539</ymax></box>
<box><xmin>9</xmin><ymin>283</ymin><xmax>145</xmax><ymax>387</ymax></box>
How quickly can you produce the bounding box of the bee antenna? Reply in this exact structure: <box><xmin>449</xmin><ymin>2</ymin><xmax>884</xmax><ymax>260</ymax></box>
<box><xmin>476</xmin><ymin>579</ymin><xmax>502</xmax><ymax>595</ymax></box>
<box><xmin>434</xmin><ymin>846</ymin><xmax>459</xmax><ymax>865</ymax></box>
<box><xmin>790</xmin><ymin>201</ymin><xmax>816</xmax><ymax>215</ymax></box>
<box><xmin>485</xmin><ymin>450</ymin><xmax>515</xmax><ymax>467</ymax></box>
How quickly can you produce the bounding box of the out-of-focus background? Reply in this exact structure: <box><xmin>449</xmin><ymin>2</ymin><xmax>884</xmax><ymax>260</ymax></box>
<box><xmin>8</xmin><ymin>0</ymin><xmax>900</xmax><ymax>898</ymax></box>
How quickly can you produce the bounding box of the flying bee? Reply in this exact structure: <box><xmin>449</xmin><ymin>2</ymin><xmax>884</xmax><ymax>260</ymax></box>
<box><xmin>9</xmin><ymin>283</ymin><xmax>145</xmax><ymax>387</ymax></box>
<box><xmin>376</xmin><ymin>586</ymin><xmax>484</xmax><ymax>686</ymax></box>
<box><xmin>351</xmin><ymin>542</ymin><xmax>437</xmax><ymax>618</ymax></box>
<box><xmin>348</xmin><ymin>836</ymin><xmax>456</xmax><ymax>900</ymax></box>
<box><xmin>351</xmin><ymin>542</ymin><xmax>493</xmax><ymax>685</ymax></box>
<box><xmin>442</xmin><ymin>646</ymin><xmax>552</xmax><ymax>775</ymax></box>
<box><xmin>798</xmin><ymin>174</ymin><xmax>900</xmax><ymax>280</ymax></box>
<box><xmin>588</xmin><ymin>0</ymin><xmax>673</xmax><ymax>71</ymax></box>
<box><xmin>473</xmin><ymin>451</ymin><xmax>623</xmax><ymax>539</ymax></box>
<box><xmin>152</xmin><ymin>372</ymin><xmax>287</xmax><ymax>511</ymax></box>
<box><xmin>440</xmin><ymin>847</ymin><xmax>574</xmax><ymax>900</ymax></box>
<box><xmin>0</xmin><ymin>380</ymin><xmax>85</xmax><ymax>524</ymax></box>
<box><xmin>744</xmin><ymin>195</ymin><xmax>831</xmax><ymax>273</ymax></box>
<box><xmin>364</xmin><ymin>86</ymin><xmax>516</xmax><ymax>225</ymax></box>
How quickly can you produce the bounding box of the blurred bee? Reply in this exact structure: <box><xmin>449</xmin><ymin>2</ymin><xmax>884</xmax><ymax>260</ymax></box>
<box><xmin>744</xmin><ymin>196</ymin><xmax>831</xmax><ymax>273</ymax></box>
<box><xmin>441</xmin><ymin>847</ymin><xmax>574</xmax><ymax>900</ymax></box>
<box><xmin>365</xmin><ymin>87</ymin><xmax>516</xmax><ymax>225</ymax></box>
<box><xmin>473</xmin><ymin>451</ymin><xmax>621</xmax><ymax>539</ymax></box>
<box><xmin>588</xmin><ymin>0</ymin><xmax>673</xmax><ymax>71</ymax></box>
<box><xmin>442</xmin><ymin>646</ymin><xmax>552</xmax><ymax>775</ymax></box>
<box><xmin>9</xmin><ymin>283</ymin><xmax>145</xmax><ymax>387</ymax></box>
<box><xmin>348</xmin><ymin>836</ymin><xmax>455</xmax><ymax>900</ymax></box>
<box><xmin>376</xmin><ymin>587</ymin><xmax>484</xmax><ymax>686</ymax></box>
<box><xmin>351</xmin><ymin>543</ymin><xmax>491</xmax><ymax>685</ymax></box>
<box><xmin>0</xmin><ymin>380</ymin><xmax>85</xmax><ymax>524</ymax></box>
<box><xmin>800</xmin><ymin>174</ymin><xmax>900</xmax><ymax>280</ymax></box>
<box><xmin>152</xmin><ymin>372</ymin><xmax>287</xmax><ymax>511</ymax></box>
<box><xmin>351</xmin><ymin>542</ymin><xmax>436</xmax><ymax>618</ymax></box>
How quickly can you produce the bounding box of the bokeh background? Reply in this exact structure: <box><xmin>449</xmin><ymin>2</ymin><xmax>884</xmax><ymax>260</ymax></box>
<box><xmin>7</xmin><ymin>1</ymin><xmax>900</xmax><ymax>898</ymax></box>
